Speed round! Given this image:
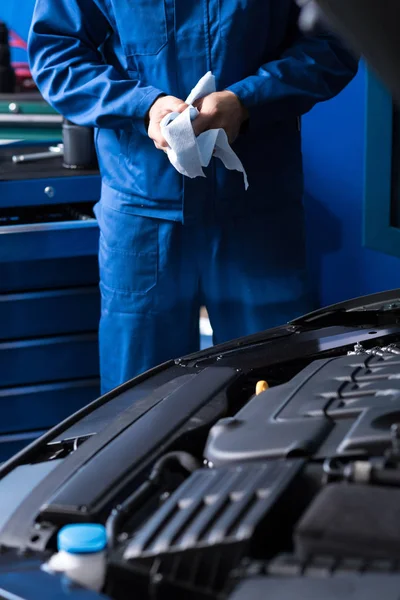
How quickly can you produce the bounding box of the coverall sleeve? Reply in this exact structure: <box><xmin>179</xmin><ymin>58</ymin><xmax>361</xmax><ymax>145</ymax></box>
<box><xmin>227</xmin><ymin>5</ymin><xmax>358</xmax><ymax>127</ymax></box>
<box><xmin>28</xmin><ymin>0</ymin><xmax>164</xmax><ymax>134</ymax></box>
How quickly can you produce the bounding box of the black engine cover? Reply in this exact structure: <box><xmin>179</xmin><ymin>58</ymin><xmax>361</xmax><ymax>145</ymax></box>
<box><xmin>205</xmin><ymin>352</ymin><xmax>400</xmax><ymax>465</ymax></box>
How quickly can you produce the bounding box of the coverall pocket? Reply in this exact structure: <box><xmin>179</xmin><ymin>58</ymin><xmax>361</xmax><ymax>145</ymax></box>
<box><xmin>109</xmin><ymin>0</ymin><xmax>168</xmax><ymax>56</ymax></box>
<box><xmin>97</xmin><ymin>205</ymin><xmax>158</xmax><ymax>295</ymax></box>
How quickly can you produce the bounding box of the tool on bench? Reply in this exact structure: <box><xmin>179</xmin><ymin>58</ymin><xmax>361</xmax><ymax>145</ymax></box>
<box><xmin>12</xmin><ymin>144</ymin><xmax>64</xmax><ymax>164</ymax></box>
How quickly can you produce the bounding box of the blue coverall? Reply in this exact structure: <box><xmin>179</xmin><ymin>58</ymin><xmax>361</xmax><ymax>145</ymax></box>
<box><xmin>28</xmin><ymin>0</ymin><xmax>357</xmax><ymax>394</ymax></box>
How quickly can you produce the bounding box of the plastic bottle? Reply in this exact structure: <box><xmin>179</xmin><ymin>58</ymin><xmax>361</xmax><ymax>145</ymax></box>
<box><xmin>44</xmin><ymin>523</ymin><xmax>107</xmax><ymax>592</ymax></box>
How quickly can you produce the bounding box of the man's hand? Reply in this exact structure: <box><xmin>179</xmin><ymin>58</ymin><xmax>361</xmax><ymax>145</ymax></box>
<box><xmin>147</xmin><ymin>95</ymin><xmax>188</xmax><ymax>151</ymax></box>
<box><xmin>192</xmin><ymin>91</ymin><xmax>248</xmax><ymax>144</ymax></box>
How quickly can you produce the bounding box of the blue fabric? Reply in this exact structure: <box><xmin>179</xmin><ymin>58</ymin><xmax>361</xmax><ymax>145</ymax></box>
<box><xmin>28</xmin><ymin>0</ymin><xmax>357</xmax><ymax>393</ymax></box>
<box><xmin>28</xmin><ymin>0</ymin><xmax>358</xmax><ymax>222</ymax></box>
<box><xmin>95</xmin><ymin>200</ymin><xmax>313</xmax><ymax>393</ymax></box>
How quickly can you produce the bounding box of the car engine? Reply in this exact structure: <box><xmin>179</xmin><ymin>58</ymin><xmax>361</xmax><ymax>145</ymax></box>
<box><xmin>1</xmin><ymin>294</ymin><xmax>400</xmax><ymax>599</ymax></box>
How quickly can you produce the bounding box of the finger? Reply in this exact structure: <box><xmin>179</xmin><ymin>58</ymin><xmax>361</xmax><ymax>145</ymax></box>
<box><xmin>148</xmin><ymin>124</ymin><xmax>169</xmax><ymax>148</ymax></box>
<box><xmin>194</xmin><ymin>93</ymin><xmax>211</xmax><ymax>107</ymax></box>
<box><xmin>192</xmin><ymin>114</ymin><xmax>210</xmax><ymax>137</ymax></box>
<box><xmin>154</xmin><ymin>141</ymin><xmax>168</xmax><ymax>152</ymax></box>
<box><xmin>176</xmin><ymin>102</ymin><xmax>188</xmax><ymax>113</ymax></box>
<box><xmin>227</xmin><ymin>126</ymin><xmax>240</xmax><ymax>145</ymax></box>
<box><xmin>154</xmin><ymin>139</ymin><xmax>169</xmax><ymax>150</ymax></box>
<box><xmin>165</xmin><ymin>100</ymin><xmax>187</xmax><ymax>114</ymax></box>
<box><xmin>157</xmin><ymin>137</ymin><xmax>169</xmax><ymax>149</ymax></box>
<box><xmin>225</xmin><ymin>130</ymin><xmax>234</xmax><ymax>145</ymax></box>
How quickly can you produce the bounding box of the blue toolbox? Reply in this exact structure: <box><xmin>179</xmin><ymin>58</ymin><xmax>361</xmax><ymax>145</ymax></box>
<box><xmin>0</xmin><ymin>94</ymin><xmax>101</xmax><ymax>461</ymax></box>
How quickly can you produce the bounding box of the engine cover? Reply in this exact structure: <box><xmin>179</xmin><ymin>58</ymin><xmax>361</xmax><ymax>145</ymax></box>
<box><xmin>205</xmin><ymin>352</ymin><xmax>400</xmax><ymax>465</ymax></box>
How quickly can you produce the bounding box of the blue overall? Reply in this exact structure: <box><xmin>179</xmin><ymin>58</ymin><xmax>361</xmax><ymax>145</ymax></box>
<box><xmin>28</xmin><ymin>0</ymin><xmax>357</xmax><ymax>393</ymax></box>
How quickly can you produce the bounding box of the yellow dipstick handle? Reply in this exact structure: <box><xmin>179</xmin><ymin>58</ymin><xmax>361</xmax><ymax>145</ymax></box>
<box><xmin>256</xmin><ymin>380</ymin><xmax>269</xmax><ymax>395</ymax></box>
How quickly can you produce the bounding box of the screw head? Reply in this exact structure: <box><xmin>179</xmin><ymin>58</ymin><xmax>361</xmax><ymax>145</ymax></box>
<box><xmin>44</xmin><ymin>186</ymin><xmax>55</xmax><ymax>198</ymax></box>
<box><xmin>9</xmin><ymin>102</ymin><xmax>20</xmax><ymax>114</ymax></box>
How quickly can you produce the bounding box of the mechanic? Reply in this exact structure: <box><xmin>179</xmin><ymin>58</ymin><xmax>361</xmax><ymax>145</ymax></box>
<box><xmin>28</xmin><ymin>0</ymin><xmax>357</xmax><ymax>394</ymax></box>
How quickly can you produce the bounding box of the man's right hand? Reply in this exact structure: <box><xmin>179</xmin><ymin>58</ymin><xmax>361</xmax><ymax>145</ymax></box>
<box><xmin>147</xmin><ymin>95</ymin><xmax>188</xmax><ymax>151</ymax></box>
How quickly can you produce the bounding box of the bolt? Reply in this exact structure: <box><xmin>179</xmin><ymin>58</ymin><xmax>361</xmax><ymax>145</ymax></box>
<box><xmin>9</xmin><ymin>102</ymin><xmax>20</xmax><ymax>114</ymax></box>
<box><xmin>44</xmin><ymin>186</ymin><xmax>55</xmax><ymax>198</ymax></box>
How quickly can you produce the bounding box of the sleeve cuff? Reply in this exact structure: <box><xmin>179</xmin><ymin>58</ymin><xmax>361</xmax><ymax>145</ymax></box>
<box><xmin>226</xmin><ymin>79</ymin><xmax>264</xmax><ymax>131</ymax></box>
<box><xmin>226</xmin><ymin>76</ymin><xmax>288</xmax><ymax>131</ymax></box>
<box><xmin>134</xmin><ymin>86</ymin><xmax>166</xmax><ymax>136</ymax></box>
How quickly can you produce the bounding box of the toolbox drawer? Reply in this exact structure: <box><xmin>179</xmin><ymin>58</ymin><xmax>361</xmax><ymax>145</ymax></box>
<box><xmin>0</xmin><ymin>255</ymin><xmax>99</xmax><ymax>293</ymax></box>
<box><xmin>0</xmin><ymin>220</ymin><xmax>99</xmax><ymax>262</ymax></box>
<box><xmin>0</xmin><ymin>287</ymin><xmax>100</xmax><ymax>340</ymax></box>
<box><xmin>0</xmin><ymin>333</ymin><xmax>99</xmax><ymax>388</ymax></box>
<box><xmin>0</xmin><ymin>379</ymin><xmax>100</xmax><ymax>434</ymax></box>
<box><xmin>0</xmin><ymin>203</ymin><xmax>99</xmax><ymax>263</ymax></box>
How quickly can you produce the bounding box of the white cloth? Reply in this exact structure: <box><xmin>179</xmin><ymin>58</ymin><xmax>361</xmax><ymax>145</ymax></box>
<box><xmin>160</xmin><ymin>72</ymin><xmax>249</xmax><ymax>189</ymax></box>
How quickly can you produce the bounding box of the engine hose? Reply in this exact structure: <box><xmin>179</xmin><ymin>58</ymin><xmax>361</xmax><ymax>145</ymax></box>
<box><xmin>371</xmin><ymin>468</ymin><xmax>400</xmax><ymax>487</ymax></box>
<box><xmin>148</xmin><ymin>451</ymin><xmax>200</xmax><ymax>483</ymax></box>
<box><xmin>106</xmin><ymin>451</ymin><xmax>201</xmax><ymax>549</ymax></box>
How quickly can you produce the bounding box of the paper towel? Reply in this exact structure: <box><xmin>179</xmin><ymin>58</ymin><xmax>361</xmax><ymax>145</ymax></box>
<box><xmin>160</xmin><ymin>72</ymin><xmax>249</xmax><ymax>189</ymax></box>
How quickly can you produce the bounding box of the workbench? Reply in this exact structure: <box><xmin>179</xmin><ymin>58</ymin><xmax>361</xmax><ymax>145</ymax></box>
<box><xmin>0</xmin><ymin>93</ymin><xmax>62</xmax><ymax>140</ymax></box>
<box><xmin>0</xmin><ymin>93</ymin><xmax>101</xmax><ymax>460</ymax></box>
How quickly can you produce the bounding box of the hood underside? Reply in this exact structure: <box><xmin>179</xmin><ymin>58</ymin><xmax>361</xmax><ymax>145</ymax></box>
<box><xmin>298</xmin><ymin>0</ymin><xmax>400</xmax><ymax>104</ymax></box>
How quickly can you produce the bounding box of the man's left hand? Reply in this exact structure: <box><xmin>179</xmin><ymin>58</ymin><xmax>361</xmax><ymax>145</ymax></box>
<box><xmin>192</xmin><ymin>91</ymin><xmax>248</xmax><ymax>144</ymax></box>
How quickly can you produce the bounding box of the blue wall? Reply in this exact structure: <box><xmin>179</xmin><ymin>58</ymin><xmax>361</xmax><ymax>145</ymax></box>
<box><xmin>302</xmin><ymin>63</ymin><xmax>400</xmax><ymax>308</ymax></box>
<box><xmin>0</xmin><ymin>1</ymin><xmax>33</xmax><ymax>65</ymax></box>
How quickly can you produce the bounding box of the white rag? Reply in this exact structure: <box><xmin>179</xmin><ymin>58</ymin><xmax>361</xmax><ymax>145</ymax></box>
<box><xmin>160</xmin><ymin>72</ymin><xmax>249</xmax><ymax>190</ymax></box>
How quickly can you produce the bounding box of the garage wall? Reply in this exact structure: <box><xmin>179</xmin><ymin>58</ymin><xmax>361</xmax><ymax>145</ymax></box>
<box><xmin>0</xmin><ymin>1</ymin><xmax>32</xmax><ymax>65</ymax></box>
<box><xmin>302</xmin><ymin>62</ymin><xmax>400</xmax><ymax>308</ymax></box>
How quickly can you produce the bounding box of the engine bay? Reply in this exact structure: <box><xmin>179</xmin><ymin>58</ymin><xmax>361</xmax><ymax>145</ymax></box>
<box><xmin>1</xmin><ymin>300</ymin><xmax>400</xmax><ymax>599</ymax></box>
<box><xmin>109</xmin><ymin>345</ymin><xmax>400</xmax><ymax>599</ymax></box>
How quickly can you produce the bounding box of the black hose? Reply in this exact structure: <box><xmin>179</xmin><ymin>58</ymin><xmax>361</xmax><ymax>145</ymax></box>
<box><xmin>106</xmin><ymin>451</ymin><xmax>200</xmax><ymax>550</ymax></box>
<box><xmin>372</xmin><ymin>469</ymin><xmax>400</xmax><ymax>487</ymax></box>
<box><xmin>106</xmin><ymin>480</ymin><xmax>153</xmax><ymax>550</ymax></box>
<box><xmin>148</xmin><ymin>451</ymin><xmax>200</xmax><ymax>483</ymax></box>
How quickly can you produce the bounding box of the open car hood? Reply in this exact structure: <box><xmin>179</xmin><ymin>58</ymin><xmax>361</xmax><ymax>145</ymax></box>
<box><xmin>298</xmin><ymin>0</ymin><xmax>400</xmax><ymax>104</ymax></box>
<box><xmin>0</xmin><ymin>291</ymin><xmax>400</xmax><ymax>598</ymax></box>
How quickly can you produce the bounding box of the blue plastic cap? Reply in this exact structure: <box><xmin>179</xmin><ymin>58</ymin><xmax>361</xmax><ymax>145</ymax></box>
<box><xmin>57</xmin><ymin>524</ymin><xmax>107</xmax><ymax>554</ymax></box>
